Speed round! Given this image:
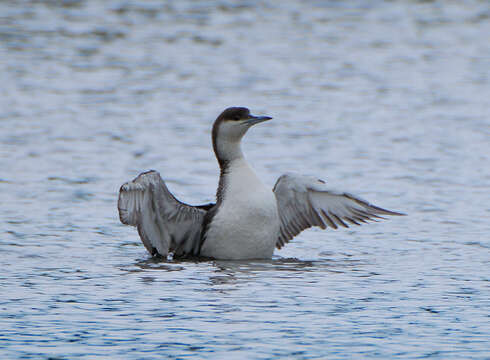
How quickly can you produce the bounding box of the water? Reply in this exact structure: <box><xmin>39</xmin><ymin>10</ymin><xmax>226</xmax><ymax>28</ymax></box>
<box><xmin>1</xmin><ymin>0</ymin><xmax>489</xmax><ymax>358</ymax></box>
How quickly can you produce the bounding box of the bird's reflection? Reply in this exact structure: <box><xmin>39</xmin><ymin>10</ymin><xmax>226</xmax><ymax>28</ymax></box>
<box><xmin>128</xmin><ymin>253</ymin><xmax>369</xmax><ymax>290</ymax></box>
<box><xmin>131</xmin><ymin>255</ymin><xmax>318</xmax><ymax>276</ymax></box>
<box><xmin>132</xmin><ymin>256</ymin><xmax>186</xmax><ymax>272</ymax></box>
<box><xmin>207</xmin><ymin>257</ymin><xmax>319</xmax><ymax>287</ymax></box>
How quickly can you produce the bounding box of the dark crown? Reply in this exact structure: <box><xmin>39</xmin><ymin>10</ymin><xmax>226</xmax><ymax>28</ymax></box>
<box><xmin>218</xmin><ymin>107</ymin><xmax>251</xmax><ymax>121</ymax></box>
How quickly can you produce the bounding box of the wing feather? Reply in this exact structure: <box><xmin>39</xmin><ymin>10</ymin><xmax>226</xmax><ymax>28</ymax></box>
<box><xmin>118</xmin><ymin>170</ymin><xmax>213</xmax><ymax>257</ymax></box>
<box><xmin>273</xmin><ymin>173</ymin><xmax>404</xmax><ymax>249</ymax></box>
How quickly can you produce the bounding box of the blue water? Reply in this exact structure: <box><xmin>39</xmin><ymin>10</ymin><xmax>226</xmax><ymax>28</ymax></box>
<box><xmin>1</xmin><ymin>1</ymin><xmax>489</xmax><ymax>359</ymax></box>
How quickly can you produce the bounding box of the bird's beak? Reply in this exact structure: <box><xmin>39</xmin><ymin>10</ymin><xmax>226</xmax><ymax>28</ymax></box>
<box><xmin>244</xmin><ymin>115</ymin><xmax>273</xmax><ymax>126</ymax></box>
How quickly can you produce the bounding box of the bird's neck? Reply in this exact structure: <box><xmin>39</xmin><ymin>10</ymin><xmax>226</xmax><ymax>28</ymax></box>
<box><xmin>214</xmin><ymin>136</ymin><xmax>254</xmax><ymax>203</ymax></box>
<box><xmin>214</xmin><ymin>137</ymin><xmax>244</xmax><ymax>168</ymax></box>
<box><xmin>211</xmin><ymin>120</ymin><xmax>253</xmax><ymax>202</ymax></box>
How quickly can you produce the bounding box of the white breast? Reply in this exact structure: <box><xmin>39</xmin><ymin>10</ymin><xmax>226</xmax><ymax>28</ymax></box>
<box><xmin>201</xmin><ymin>159</ymin><xmax>280</xmax><ymax>260</ymax></box>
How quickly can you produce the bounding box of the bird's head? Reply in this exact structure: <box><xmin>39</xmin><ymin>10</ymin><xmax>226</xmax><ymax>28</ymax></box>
<box><xmin>212</xmin><ymin>107</ymin><xmax>272</xmax><ymax>166</ymax></box>
<box><xmin>213</xmin><ymin>107</ymin><xmax>272</xmax><ymax>142</ymax></box>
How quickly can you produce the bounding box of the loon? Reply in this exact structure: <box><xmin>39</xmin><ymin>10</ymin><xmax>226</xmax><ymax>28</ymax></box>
<box><xmin>118</xmin><ymin>107</ymin><xmax>404</xmax><ymax>260</ymax></box>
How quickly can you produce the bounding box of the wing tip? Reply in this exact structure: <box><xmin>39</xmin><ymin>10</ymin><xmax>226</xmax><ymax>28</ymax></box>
<box><xmin>118</xmin><ymin>209</ymin><xmax>131</xmax><ymax>225</ymax></box>
<box><xmin>344</xmin><ymin>194</ymin><xmax>406</xmax><ymax>217</ymax></box>
<box><xmin>117</xmin><ymin>198</ymin><xmax>137</xmax><ymax>225</ymax></box>
<box><xmin>118</xmin><ymin>172</ymin><xmax>159</xmax><ymax>226</ymax></box>
<box><xmin>370</xmin><ymin>205</ymin><xmax>406</xmax><ymax>216</ymax></box>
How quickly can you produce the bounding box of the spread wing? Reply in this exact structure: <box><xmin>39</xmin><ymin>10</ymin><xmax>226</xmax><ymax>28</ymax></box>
<box><xmin>118</xmin><ymin>170</ymin><xmax>213</xmax><ymax>257</ymax></box>
<box><xmin>273</xmin><ymin>173</ymin><xmax>405</xmax><ymax>249</ymax></box>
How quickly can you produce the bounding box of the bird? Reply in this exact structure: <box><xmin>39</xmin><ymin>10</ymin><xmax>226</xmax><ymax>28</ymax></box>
<box><xmin>118</xmin><ymin>107</ymin><xmax>404</xmax><ymax>260</ymax></box>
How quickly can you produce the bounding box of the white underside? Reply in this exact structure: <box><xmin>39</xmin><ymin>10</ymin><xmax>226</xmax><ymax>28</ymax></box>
<box><xmin>200</xmin><ymin>158</ymin><xmax>280</xmax><ymax>260</ymax></box>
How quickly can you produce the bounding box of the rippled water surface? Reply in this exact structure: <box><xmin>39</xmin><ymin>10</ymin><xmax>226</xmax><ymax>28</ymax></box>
<box><xmin>1</xmin><ymin>1</ymin><xmax>489</xmax><ymax>359</ymax></box>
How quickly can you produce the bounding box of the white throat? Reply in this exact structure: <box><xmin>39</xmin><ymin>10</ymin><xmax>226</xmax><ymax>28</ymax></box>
<box><xmin>215</xmin><ymin>137</ymin><xmax>244</xmax><ymax>164</ymax></box>
<box><xmin>212</xmin><ymin>120</ymin><xmax>250</xmax><ymax>166</ymax></box>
